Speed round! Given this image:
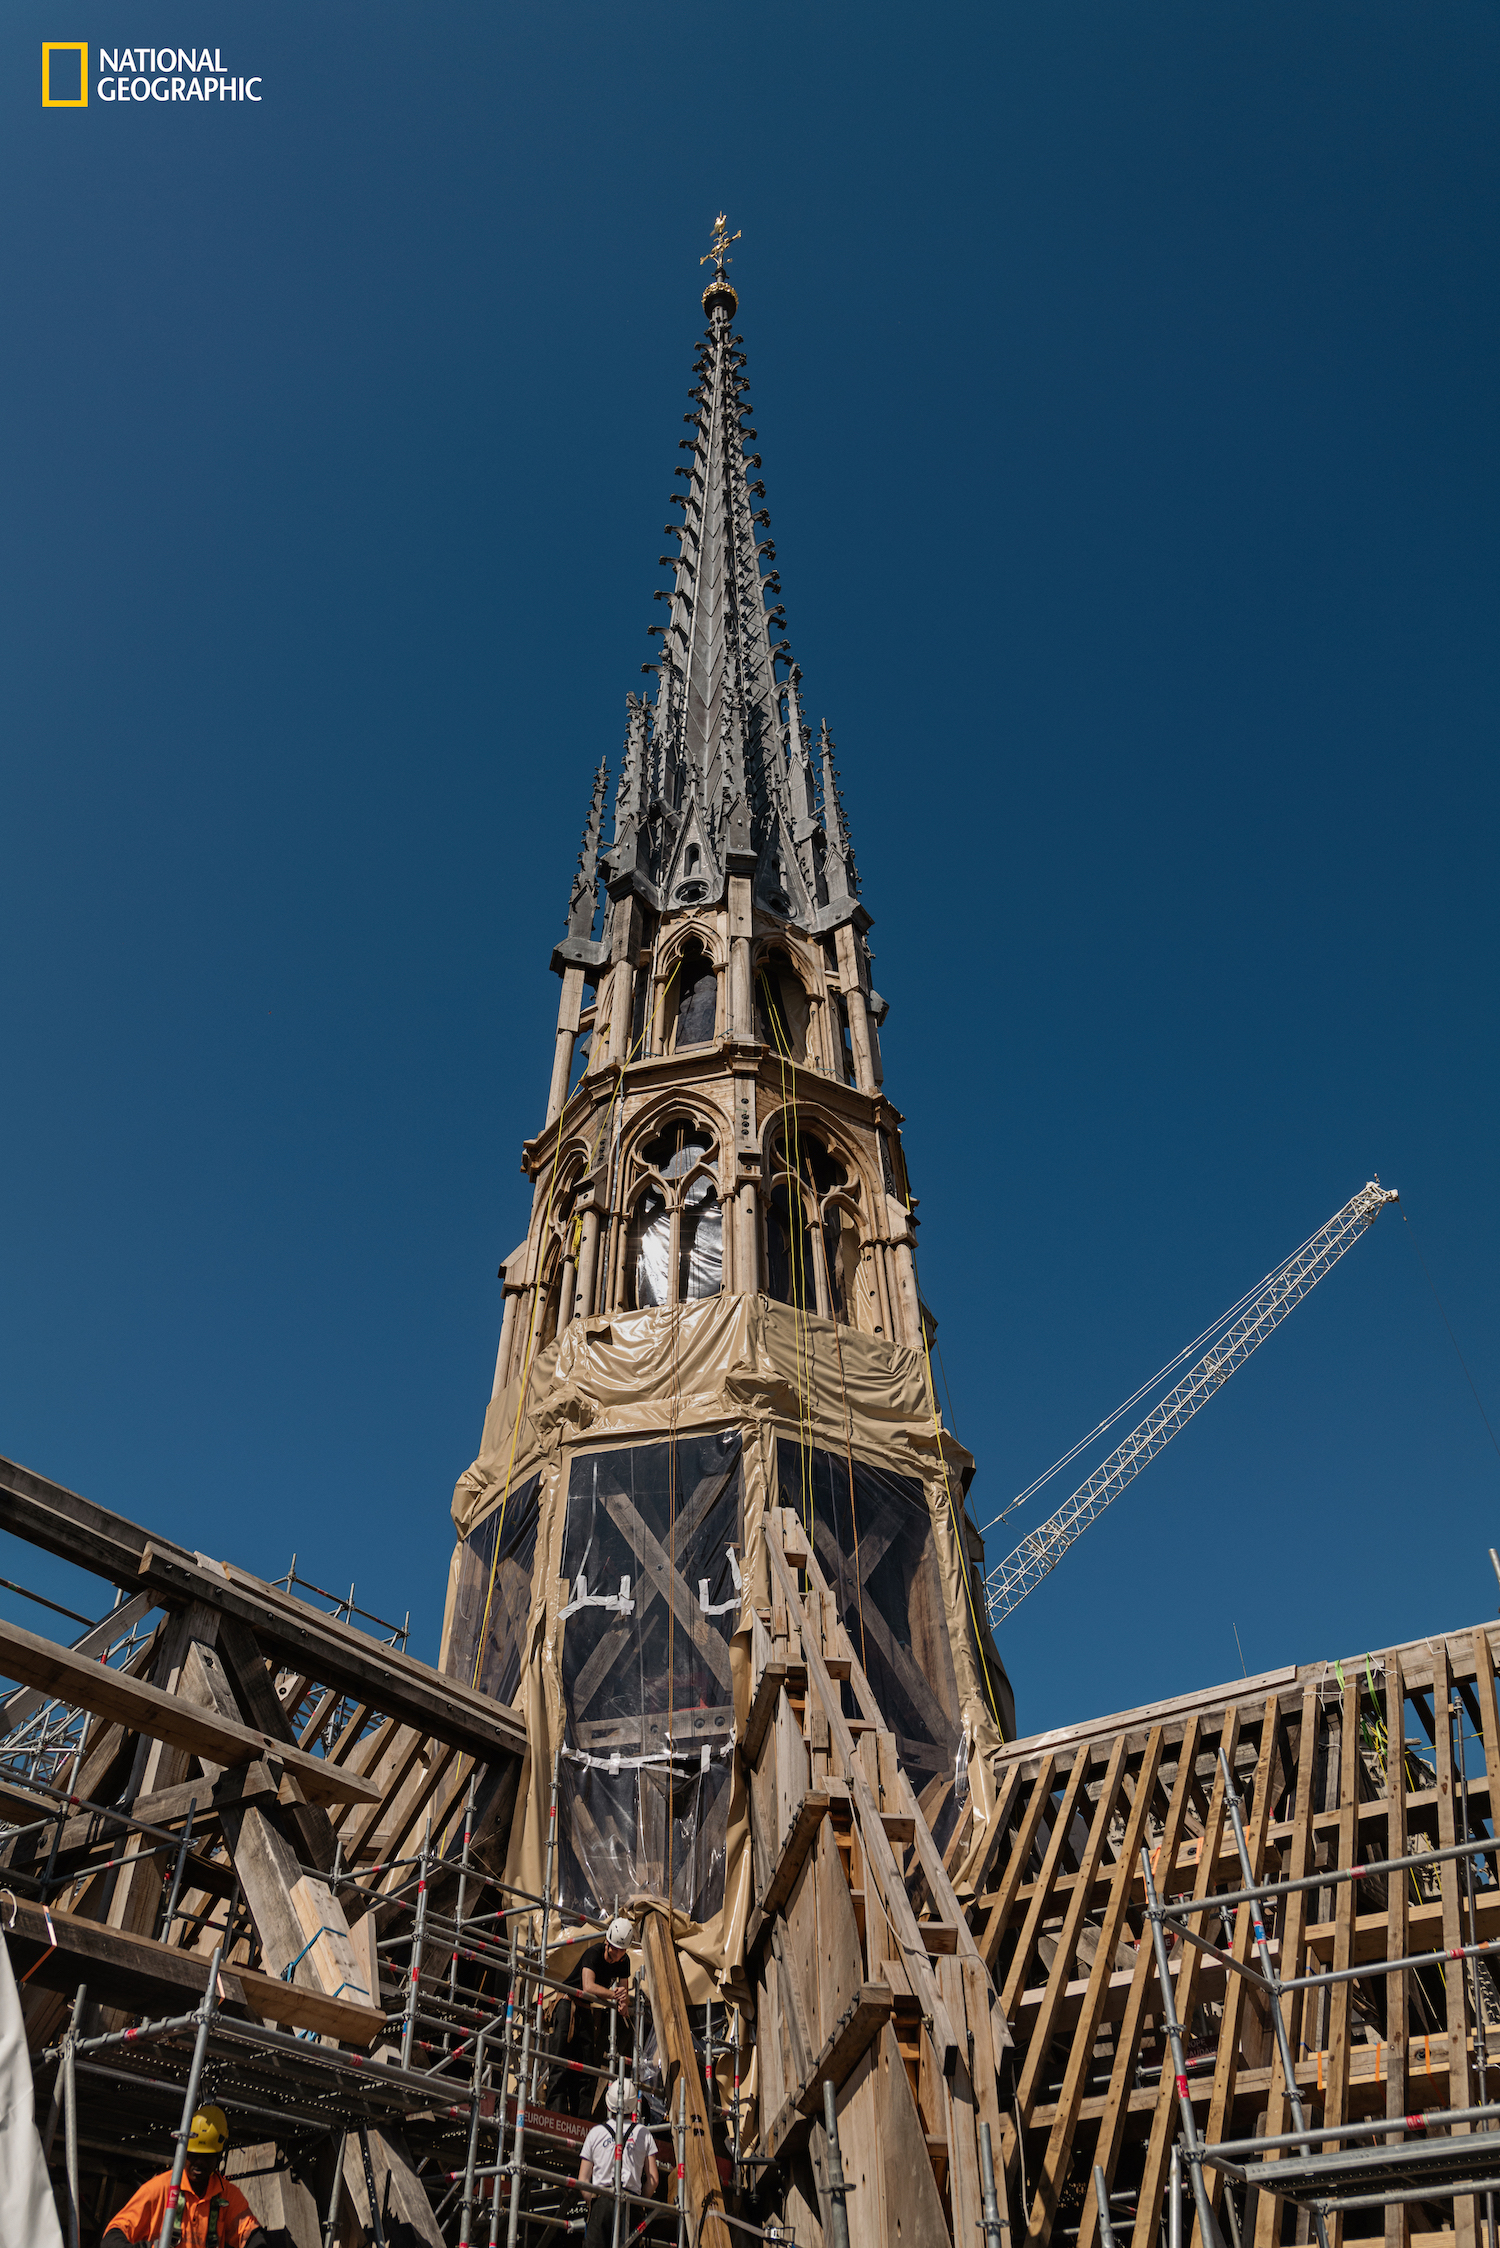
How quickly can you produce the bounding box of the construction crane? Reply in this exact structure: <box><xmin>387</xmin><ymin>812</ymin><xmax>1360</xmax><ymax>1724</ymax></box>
<box><xmin>984</xmin><ymin>1178</ymin><xmax>1398</xmax><ymax>1626</ymax></box>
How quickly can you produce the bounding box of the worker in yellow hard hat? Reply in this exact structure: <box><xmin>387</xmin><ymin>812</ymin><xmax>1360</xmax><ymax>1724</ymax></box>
<box><xmin>101</xmin><ymin>2105</ymin><xmax>268</xmax><ymax>2247</ymax></box>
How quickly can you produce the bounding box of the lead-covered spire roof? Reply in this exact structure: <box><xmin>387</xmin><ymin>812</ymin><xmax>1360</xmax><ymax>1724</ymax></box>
<box><xmin>567</xmin><ymin>217</ymin><xmax>868</xmax><ymax>957</ymax></box>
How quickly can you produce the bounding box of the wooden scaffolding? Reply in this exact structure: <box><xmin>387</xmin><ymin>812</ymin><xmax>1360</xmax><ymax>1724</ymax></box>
<box><xmin>957</xmin><ymin>1622</ymin><xmax>1500</xmax><ymax>2248</ymax></box>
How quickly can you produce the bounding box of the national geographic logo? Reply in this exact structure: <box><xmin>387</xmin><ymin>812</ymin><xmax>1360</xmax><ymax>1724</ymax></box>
<box><xmin>41</xmin><ymin>44</ymin><xmax>263</xmax><ymax>106</ymax></box>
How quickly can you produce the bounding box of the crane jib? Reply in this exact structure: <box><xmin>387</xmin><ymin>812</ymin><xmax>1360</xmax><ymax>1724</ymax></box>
<box><xmin>984</xmin><ymin>1180</ymin><xmax>1397</xmax><ymax>1626</ymax></box>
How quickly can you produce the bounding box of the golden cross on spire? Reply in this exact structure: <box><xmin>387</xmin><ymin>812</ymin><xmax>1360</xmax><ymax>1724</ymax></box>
<box><xmin>700</xmin><ymin>212</ymin><xmax>741</xmax><ymax>268</ymax></box>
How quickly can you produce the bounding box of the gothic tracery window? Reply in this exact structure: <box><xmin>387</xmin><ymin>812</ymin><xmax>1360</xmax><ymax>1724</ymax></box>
<box><xmin>764</xmin><ymin>1130</ymin><xmax>863</xmax><ymax>1324</ymax></box>
<box><xmin>755</xmin><ymin>951</ymin><xmax>809</xmax><ymax>1063</ymax></box>
<box><xmin>671</xmin><ymin>940</ymin><xmax>717</xmax><ymax>1049</ymax></box>
<box><xmin>624</xmin><ymin>1121</ymin><xmax>723</xmax><ymax>1308</ymax></box>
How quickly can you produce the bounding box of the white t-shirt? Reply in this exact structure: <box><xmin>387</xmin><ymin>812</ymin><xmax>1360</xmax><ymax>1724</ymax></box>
<box><xmin>582</xmin><ymin>2120</ymin><xmax>655</xmax><ymax>2199</ymax></box>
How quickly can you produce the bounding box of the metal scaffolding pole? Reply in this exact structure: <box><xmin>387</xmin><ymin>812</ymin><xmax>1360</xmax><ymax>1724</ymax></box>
<box><xmin>1141</xmin><ymin>1846</ymin><xmax>1229</xmax><ymax>2248</ymax></box>
<box><xmin>822</xmin><ymin>2080</ymin><xmax>853</xmax><ymax>2248</ymax></box>
<box><xmin>357</xmin><ymin>2123</ymin><xmax>389</xmax><ymax>2248</ymax></box>
<box><xmin>979</xmin><ymin>2119</ymin><xmax>1006</xmax><ymax>2248</ymax></box>
<box><xmin>401</xmin><ymin>1813</ymin><xmax>432</xmax><ymax>2070</ymax></box>
<box><xmin>1454</xmin><ymin>1696</ymin><xmax>1498</xmax><ymax>2248</ymax></box>
<box><xmin>152</xmin><ymin>1943</ymin><xmax>222</xmax><ymax>2248</ymax></box>
<box><xmin>1218</xmin><ymin>1746</ymin><xmax>1331</xmax><ymax>2248</ymax></box>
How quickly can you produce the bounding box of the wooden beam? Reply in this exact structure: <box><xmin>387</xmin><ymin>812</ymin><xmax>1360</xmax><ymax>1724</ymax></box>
<box><xmin>745</xmin><ymin>1660</ymin><xmax>798</xmax><ymax>1766</ymax></box>
<box><xmin>1199</xmin><ymin>1700</ymin><xmax>1285</xmax><ymax>2233</ymax></box>
<box><xmin>0</xmin><ymin>1453</ymin><xmax>182</xmax><ymax>1585</ymax></box>
<box><xmin>181</xmin><ymin>1639</ymin><xmax>371</xmax><ymax>2010</ymax></box>
<box><xmin>763</xmin><ymin>1983</ymin><xmax>895</xmax><ymax>2157</ymax></box>
<box><xmin>641</xmin><ymin>1906</ymin><xmax>732</xmax><ymax>2248</ymax></box>
<box><xmin>214</xmin><ymin>1613</ymin><xmax>341</xmax><ymax>1876</ymax></box>
<box><xmin>1014</xmin><ymin>1734</ymin><xmax>1131</xmax><ymax>2134</ymax></box>
<box><xmin>107</xmin><ymin>1600</ymin><xmax>222</xmax><ymax>1940</ymax></box>
<box><xmin>1000</xmin><ymin>1750</ymin><xmax>1093</xmax><ymax>2018</ymax></box>
<box><xmin>137</xmin><ymin>1546</ymin><xmax>526</xmax><ymax>1766</ymax></box>
<box><xmin>747</xmin><ymin>1792</ymin><xmax>830</xmax><ymax>1950</ymax></box>
<box><xmin>6</xmin><ymin>1898</ymin><xmax>384</xmax><ymax>2044</ymax></box>
<box><xmin>1252</xmin><ymin>1684</ymin><xmax>1321</xmax><ymax>2248</ymax></box>
<box><xmin>1031</xmin><ymin>1729</ymin><xmax>1165</xmax><ymax>2242</ymax></box>
<box><xmin>1078</xmin><ymin>1719</ymin><xmax>1201</xmax><ymax>2248</ymax></box>
<box><xmin>45</xmin><ymin>1761</ymin><xmax>283</xmax><ymax>1858</ymax></box>
<box><xmin>978</xmin><ymin>1753</ymin><xmax>1058</xmax><ymax>1971</ymax></box>
<box><xmin>1136</xmin><ymin>1707</ymin><xmax>1242</xmax><ymax>2248</ymax></box>
<box><xmin>0</xmin><ymin>1616</ymin><xmax>381</xmax><ymax>1806</ymax></box>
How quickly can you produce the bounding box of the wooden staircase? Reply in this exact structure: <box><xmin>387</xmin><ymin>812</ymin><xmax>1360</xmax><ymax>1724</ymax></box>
<box><xmin>741</xmin><ymin>1506</ymin><xmax>1014</xmax><ymax>2247</ymax></box>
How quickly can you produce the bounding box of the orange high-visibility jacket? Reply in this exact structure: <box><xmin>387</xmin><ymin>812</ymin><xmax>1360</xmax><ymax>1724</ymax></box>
<box><xmin>105</xmin><ymin>2170</ymin><xmax>259</xmax><ymax>2246</ymax></box>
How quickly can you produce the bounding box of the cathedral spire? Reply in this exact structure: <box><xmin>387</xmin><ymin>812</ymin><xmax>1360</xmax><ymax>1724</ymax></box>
<box><xmin>561</xmin><ymin>221</ymin><xmax>867</xmax><ymax>946</ymax></box>
<box><xmin>651</xmin><ymin>217</ymin><xmax>787</xmax><ymax>888</ymax></box>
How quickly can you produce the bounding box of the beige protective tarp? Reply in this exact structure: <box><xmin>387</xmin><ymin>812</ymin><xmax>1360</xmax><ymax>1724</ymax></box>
<box><xmin>442</xmin><ymin>1292</ymin><xmax>1012</xmax><ymax>1992</ymax></box>
<box><xmin>0</xmin><ymin>1932</ymin><xmax>65</xmax><ymax>2248</ymax></box>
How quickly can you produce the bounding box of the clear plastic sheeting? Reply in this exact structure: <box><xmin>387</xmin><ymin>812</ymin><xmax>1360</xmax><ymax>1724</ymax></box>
<box><xmin>556</xmin><ymin>1432</ymin><xmax>741</xmax><ymax>1920</ymax></box>
<box><xmin>626</xmin><ymin>1137</ymin><xmax>723</xmax><ymax>1308</ymax></box>
<box><xmin>444</xmin><ymin>1471</ymin><xmax>542</xmax><ymax>1702</ymax></box>
<box><xmin>558</xmin><ymin>1754</ymin><xmax>732</xmax><ymax>1927</ymax></box>
<box><xmin>778</xmin><ymin>1440</ymin><xmax>963</xmax><ymax>1808</ymax></box>
<box><xmin>443</xmin><ymin>1291</ymin><xmax>1015</xmax><ymax>1979</ymax></box>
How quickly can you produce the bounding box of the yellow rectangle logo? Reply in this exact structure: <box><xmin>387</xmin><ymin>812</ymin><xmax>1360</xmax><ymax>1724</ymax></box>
<box><xmin>42</xmin><ymin>42</ymin><xmax>88</xmax><ymax>106</ymax></box>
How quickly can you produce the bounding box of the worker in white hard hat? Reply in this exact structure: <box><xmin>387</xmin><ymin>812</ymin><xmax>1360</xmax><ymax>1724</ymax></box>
<box><xmin>547</xmin><ymin>1915</ymin><xmax>638</xmax><ymax>2115</ymax></box>
<box><xmin>577</xmin><ymin>2075</ymin><xmax>660</xmax><ymax>2247</ymax></box>
<box><xmin>581</xmin><ymin>1916</ymin><xmax>637</xmax><ymax>2023</ymax></box>
<box><xmin>101</xmin><ymin>2105</ymin><xmax>267</xmax><ymax>2246</ymax></box>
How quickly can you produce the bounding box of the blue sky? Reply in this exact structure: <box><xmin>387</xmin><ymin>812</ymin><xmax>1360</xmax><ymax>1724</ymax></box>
<box><xmin>3</xmin><ymin>2</ymin><xmax>1497</xmax><ymax>1736</ymax></box>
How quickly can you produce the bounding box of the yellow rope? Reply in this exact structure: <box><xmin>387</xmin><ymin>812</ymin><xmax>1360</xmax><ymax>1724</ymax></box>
<box><xmin>827</xmin><ymin>1304</ymin><xmax>869</xmax><ymax>1677</ymax></box>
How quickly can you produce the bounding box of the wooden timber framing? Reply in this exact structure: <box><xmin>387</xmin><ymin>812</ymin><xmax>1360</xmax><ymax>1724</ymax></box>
<box><xmin>741</xmin><ymin>1508</ymin><xmax>1015</xmax><ymax>2248</ymax></box>
<box><xmin>961</xmin><ymin>1621</ymin><xmax>1500</xmax><ymax>2248</ymax></box>
<box><xmin>0</xmin><ymin>1460</ymin><xmax>529</xmax><ymax>2242</ymax></box>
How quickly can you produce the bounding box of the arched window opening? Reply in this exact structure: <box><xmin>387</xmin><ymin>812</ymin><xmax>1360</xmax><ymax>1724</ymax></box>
<box><xmin>835</xmin><ymin>996</ymin><xmax>857</xmax><ymax>1087</ymax></box>
<box><xmin>765</xmin><ymin>1132</ymin><xmax>857</xmax><ymax>1322</ymax></box>
<box><xmin>625</xmin><ymin>1122</ymin><xmax>723</xmax><ymax>1309</ymax></box>
<box><xmin>755</xmin><ymin>953</ymin><xmax>809</xmax><ymax>1063</ymax></box>
<box><xmin>538</xmin><ymin>1252</ymin><xmax>565</xmax><ymax>1349</ymax></box>
<box><xmin>671</xmin><ymin>941</ymin><xmax>717</xmax><ymax>1049</ymax></box>
<box><xmin>685</xmin><ymin>844</ymin><xmax>700</xmax><ymax>875</ymax></box>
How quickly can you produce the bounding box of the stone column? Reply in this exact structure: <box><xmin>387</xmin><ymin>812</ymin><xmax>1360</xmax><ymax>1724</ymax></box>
<box><xmin>728</xmin><ymin>876</ymin><xmax>753</xmax><ymax>1034</ymax></box>
<box><xmin>575</xmin><ymin>1206</ymin><xmax>602</xmax><ymax>1322</ymax></box>
<box><xmin>546</xmin><ymin>965</ymin><xmax>586</xmax><ymax>1123</ymax></box>
<box><xmin>834</xmin><ymin>923</ymin><xmax>876</xmax><ymax>1093</ymax></box>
